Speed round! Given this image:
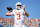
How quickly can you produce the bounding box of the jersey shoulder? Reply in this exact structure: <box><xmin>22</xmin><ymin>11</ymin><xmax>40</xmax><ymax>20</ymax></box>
<box><xmin>13</xmin><ymin>9</ymin><xmax>16</xmax><ymax>11</ymax></box>
<box><xmin>20</xmin><ymin>9</ymin><xmax>24</xmax><ymax>12</ymax></box>
<box><xmin>12</xmin><ymin>9</ymin><xmax>16</xmax><ymax>12</ymax></box>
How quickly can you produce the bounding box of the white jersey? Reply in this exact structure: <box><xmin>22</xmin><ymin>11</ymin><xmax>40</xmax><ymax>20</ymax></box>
<box><xmin>11</xmin><ymin>9</ymin><xmax>25</xmax><ymax>21</ymax></box>
<box><xmin>11</xmin><ymin>9</ymin><xmax>26</xmax><ymax>27</ymax></box>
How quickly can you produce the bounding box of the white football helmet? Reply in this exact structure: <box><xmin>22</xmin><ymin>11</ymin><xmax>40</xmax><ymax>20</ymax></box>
<box><xmin>15</xmin><ymin>2</ymin><xmax>22</xmax><ymax>9</ymax></box>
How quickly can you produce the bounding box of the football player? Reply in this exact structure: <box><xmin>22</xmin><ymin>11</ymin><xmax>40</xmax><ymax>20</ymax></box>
<box><xmin>6</xmin><ymin>2</ymin><xmax>29</xmax><ymax>27</ymax></box>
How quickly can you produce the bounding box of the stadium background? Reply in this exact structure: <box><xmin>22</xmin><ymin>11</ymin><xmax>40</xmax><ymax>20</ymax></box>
<box><xmin>0</xmin><ymin>0</ymin><xmax>40</xmax><ymax>27</ymax></box>
<box><xmin>0</xmin><ymin>0</ymin><xmax>40</xmax><ymax>18</ymax></box>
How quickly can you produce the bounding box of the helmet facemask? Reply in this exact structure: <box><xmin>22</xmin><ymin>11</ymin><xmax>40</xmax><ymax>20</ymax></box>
<box><xmin>17</xmin><ymin>5</ymin><xmax>22</xmax><ymax>10</ymax></box>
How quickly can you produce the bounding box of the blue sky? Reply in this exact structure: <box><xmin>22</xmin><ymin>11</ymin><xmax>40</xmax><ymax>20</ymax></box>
<box><xmin>0</xmin><ymin>0</ymin><xmax>40</xmax><ymax>18</ymax></box>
